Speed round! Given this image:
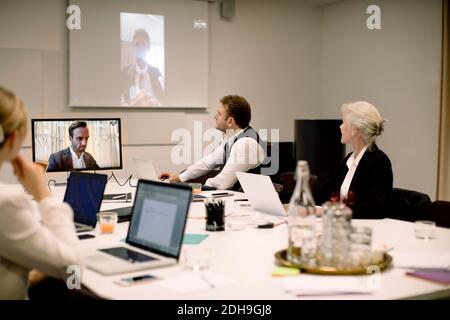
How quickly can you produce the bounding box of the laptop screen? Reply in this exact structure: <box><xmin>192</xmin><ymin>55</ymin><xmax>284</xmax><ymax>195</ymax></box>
<box><xmin>64</xmin><ymin>171</ymin><xmax>107</xmax><ymax>227</ymax></box>
<box><xmin>132</xmin><ymin>158</ymin><xmax>158</xmax><ymax>181</ymax></box>
<box><xmin>236</xmin><ymin>171</ymin><xmax>287</xmax><ymax>217</ymax></box>
<box><xmin>127</xmin><ymin>180</ymin><xmax>192</xmax><ymax>259</ymax></box>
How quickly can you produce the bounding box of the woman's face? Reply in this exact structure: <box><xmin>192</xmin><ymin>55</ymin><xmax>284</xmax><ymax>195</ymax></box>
<box><xmin>340</xmin><ymin>113</ymin><xmax>353</xmax><ymax>144</ymax></box>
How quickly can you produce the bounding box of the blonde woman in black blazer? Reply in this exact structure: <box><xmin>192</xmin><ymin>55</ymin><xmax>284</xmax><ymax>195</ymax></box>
<box><xmin>315</xmin><ymin>101</ymin><xmax>393</xmax><ymax>219</ymax></box>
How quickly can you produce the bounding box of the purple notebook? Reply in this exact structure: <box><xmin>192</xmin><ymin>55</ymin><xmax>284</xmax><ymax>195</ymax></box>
<box><xmin>406</xmin><ymin>269</ymin><xmax>450</xmax><ymax>285</ymax></box>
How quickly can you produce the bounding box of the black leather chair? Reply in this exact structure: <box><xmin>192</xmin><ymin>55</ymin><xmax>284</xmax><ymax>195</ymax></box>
<box><xmin>423</xmin><ymin>201</ymin><xmax>450</xmax><ymax>228</ymax></box>
<box><xmin>274</xmin><ymin>172</ymin><xmax>317</xmax><ymax>204</ymax></box>
<box><xmin>28</xmin><ymin>277</ymin><xmax>105</xmax><ymax>301</ymax></box>
<box><xmin>386</xmin><ymin>188</ymin><xmax>432</xmax><ymax>222</ymax></box>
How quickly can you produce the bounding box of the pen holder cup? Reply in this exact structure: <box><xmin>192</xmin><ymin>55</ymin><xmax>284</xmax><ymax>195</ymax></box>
<box><xmin>205</xmin><ymin>199</ymin><xmax>225</xmax><ymax>232</ymax></box>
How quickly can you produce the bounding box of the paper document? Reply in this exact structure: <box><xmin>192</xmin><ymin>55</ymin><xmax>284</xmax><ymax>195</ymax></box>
<box><xmin>282</xmin><ymin>276</ymin><xmax>373</xmax><ymax>296</ymax></box>
<box><xmin>392</xmin><ymin>252</ymin><xmax>450</xmax><ymax>269</ymax></box>
<box><xmin>192</xmin><ymin>192</ymin><xmax>233</xmax><ymax>202</ymax></box>
<box><xmin>156</xmin><ymin>271</ymin><xmax>235</xmax><ymax>293</ymax></box>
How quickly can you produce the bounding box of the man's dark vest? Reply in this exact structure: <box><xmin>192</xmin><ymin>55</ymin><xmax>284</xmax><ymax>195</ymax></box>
<box><xmin>218</xmin><ymin>126</ymin><xmax>268</xmax><ymax>191</ymax></box>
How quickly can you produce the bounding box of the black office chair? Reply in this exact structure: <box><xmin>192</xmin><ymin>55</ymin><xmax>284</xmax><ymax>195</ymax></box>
<box><xmin>423</xmin><ymin>201</ymin><xmax>450</xmax><ymax>228</ymax></box>
<box><xmin>386</xmin><ymin>188</ymin><xmax>432</xmax><ymax>222</ymax></box>
<box><xmin>28</xmin><ymin>277</ymin><xmax>105</xmax><ymax>301</ymax></box>
<box><xmin>275</xmin><ymin>172</ymin><xmax>317</xmax><ymax>204</ymax></box>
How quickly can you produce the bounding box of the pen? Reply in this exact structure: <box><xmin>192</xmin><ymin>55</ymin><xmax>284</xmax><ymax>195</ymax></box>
<box><xmin>234</xmin><ymin>199</ymin><xmax>248</xmax><ymax>202</ymax></box>
<box><xmin>257</xmin><ymin>222</ymin><xmax>274</xmax><ymax>229</ymax></box>
<box><xmin>274</xmin><ymin>220</ymin><xmax>287</xmax><ymax>227</ymax></box>
<box><xmin>200</xmin><ymin>274</ymin><xmax>215</xmax><ymax>289</ymax></box>
<box><xmin>212</xmin><ymin>192</ymin><xmax>229</xmax><ymax>196</ymax></box>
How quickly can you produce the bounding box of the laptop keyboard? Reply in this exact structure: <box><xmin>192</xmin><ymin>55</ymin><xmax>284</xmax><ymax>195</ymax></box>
<box><xmin>100</xmin><ymin>247</ymin><xmax>158</xmax><ymax>263</ymax></box>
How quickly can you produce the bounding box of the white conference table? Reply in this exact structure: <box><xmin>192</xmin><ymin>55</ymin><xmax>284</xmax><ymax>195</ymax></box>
<box><xmin>51</xmin><ymin>181</ymin><xmax>450</xmax><ymax>300</ymax></box>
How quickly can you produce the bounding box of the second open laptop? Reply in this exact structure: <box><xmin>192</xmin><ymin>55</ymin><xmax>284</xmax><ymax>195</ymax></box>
<box><xmin>235</xmin><ymin>171</ymin><xmax>287</xmax><ymax>217</ymax></box>
<box><xmin>63</xmin><ymin>171</ymin><xmax>108</xmax><ymax>233</ymax></box>
<box><xmin>132</xmin><ymin>158</ymin><xmax>159</xmax><ymax>181</ymax></box>
<box><xmin>86</xmin><ymin>179</ymin><xmax>192</xmax><ymax>275</ymax></box>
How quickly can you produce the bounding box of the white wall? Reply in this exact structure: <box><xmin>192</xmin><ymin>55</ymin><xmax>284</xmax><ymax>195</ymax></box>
<box><xmin>321</xmin><ymin>0</ymin><xmax>442</xmax><ymax>198</ymax></box>
<box><xmin>0</xmin><ymin>0</ymin><xmax>322</xmax><ymax>183</ymax></box>
<box><xmin>206</xmin><ymin>0</ymin><xmax>322</xmax><ymax>142</ymax></box>
<box><xmin>0</xmin><ymin>0</ymin><xmax>442</xmax><ymax>200</ymax></box>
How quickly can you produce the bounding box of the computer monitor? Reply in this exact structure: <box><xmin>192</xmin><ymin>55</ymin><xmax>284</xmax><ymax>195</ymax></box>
<box><xmin>31</xmin><ymin>118</ymin><xmax>123</xmax><ymax>172</ymax></box>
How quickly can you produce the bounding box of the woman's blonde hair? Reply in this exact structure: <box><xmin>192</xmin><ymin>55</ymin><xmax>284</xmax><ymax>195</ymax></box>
<box><xmin>341</xmin><ymin>101</ymin><xmax>386</xmax><ymax>147</ymax></box>
<box><xmin>0</xmin><ymin>87</ymin><xmax>28</xmax><ymax>146</ymax></box>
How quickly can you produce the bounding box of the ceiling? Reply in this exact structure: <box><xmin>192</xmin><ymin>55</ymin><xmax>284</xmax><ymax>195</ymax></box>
<box><xmin>305</xmin><ymin>0</ymin><xmax>343</xmax><ymax>5</ymax></box>
<box><xmin>272</xmin><ymin>0</ymin><xmax>343</xmax><ymax>5</ymax></box>
<box><xmin>195</xmin><ymin>0</ymin><xmax>343</xmax><ymax>5</ymax></box>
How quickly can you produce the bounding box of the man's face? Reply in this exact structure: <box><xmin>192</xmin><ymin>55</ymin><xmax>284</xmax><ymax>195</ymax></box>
<box><xmin>70</xmin><ymin>127</ymin><xmax>89</xmax><ymax>154</ymax></box>
<box><xmin>214</xmin><ymin>104</ymin><xmax>230</xmax><ymax>133</ymax></box>
<box><xmin>134</xmin><ymin>35</ymin><xmax>149</xmax><ymax>61</ymax></box>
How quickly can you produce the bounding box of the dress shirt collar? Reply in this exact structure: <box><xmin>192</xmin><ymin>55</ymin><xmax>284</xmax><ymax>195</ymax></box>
<box><xmin>69</xmin><ymin>146</ymin><xmax>84</xmax><ymax>160</ymax></box>
<box><xmin>346</xmin><ymin>145</ymin><xmax>368</xmax><ymax>170</ymax></box>
<box><xmin>135</xmin><ymin>63</ymin><xmax>148</xmax><ymax>75</ymax></box>
<box><xmin>224</xmin><ymin>127</ymin><xmax>247</xmax><ymax>144</ymax></box>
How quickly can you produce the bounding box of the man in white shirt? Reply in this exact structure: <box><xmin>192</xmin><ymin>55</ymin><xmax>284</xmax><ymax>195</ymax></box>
<box><xmin>159</xmin><ymin>95</ymin><xmax>266</xmax><ymax>190</ymax></box>
<box><xmin>47</xmin><ymin>121</ymin><xmax>100</xmax><ymax>172</ymax></box>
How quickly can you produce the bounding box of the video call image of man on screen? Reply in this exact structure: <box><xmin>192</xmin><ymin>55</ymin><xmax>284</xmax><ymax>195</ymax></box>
<box><xmin>121</xmin><ymin>26</ymin><xmax>164</xmax><ymax>107</ymax></box>
<box><xmin>47</xmin><ymin>121</ymin><xmax>100</xmax><ymax>172</ymax></box>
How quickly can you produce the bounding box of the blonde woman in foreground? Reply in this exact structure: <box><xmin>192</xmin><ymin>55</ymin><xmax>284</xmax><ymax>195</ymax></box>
<box><xmin>0</xmin><ymin>87</ymin><xmax>83</xmax><ymax>299</ymax></box>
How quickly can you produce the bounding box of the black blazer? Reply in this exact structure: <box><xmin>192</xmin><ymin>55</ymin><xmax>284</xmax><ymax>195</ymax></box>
<box><xmin>47</xmin><ymin>147</ymin><xmax>100</xmax><ymax>172</ymax></box>
<box><xmin>314</xmin><ymin>144</ymin><xmax>393</xmax><ymax>219</ymax></box>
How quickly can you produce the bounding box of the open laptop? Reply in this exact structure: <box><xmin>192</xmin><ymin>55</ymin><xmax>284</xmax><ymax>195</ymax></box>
<box><xmin>235</xmin><ymin>171</ymin><xmax>287</xmax><ymax>217</ymax></box>
<box><xmin>86</xmin><ymin>179</ymin><xmax>192</xmax><ymax>275</ymax></box>
<box><xmin>63</xmin><ymin>171</ymin><xmax>107</xmax><ymax>233</ymax></box>
<box><xmin>132</xmin><ymin>158</ymin><xmax>158</xmax><ymax>181</ymax></box>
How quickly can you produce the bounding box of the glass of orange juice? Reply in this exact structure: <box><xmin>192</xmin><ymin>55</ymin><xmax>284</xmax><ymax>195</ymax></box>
<box><xmin>189</xmin><ymin>183</ymin><xmax>202</xmax><ymax>194</ymax></box>
<box><xmin>97</xmin><ymin>212</ymin><xmax>118</xmax><ymax>234</ymax></box>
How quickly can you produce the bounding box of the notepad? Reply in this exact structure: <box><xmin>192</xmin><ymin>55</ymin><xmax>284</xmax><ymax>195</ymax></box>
<box><xmin>183</xmin><ymin>234</ymin><xmax>209</xmax><ymax>245</ymax></box>
<box><xmin>103</xmin><ymin>193</ymin><xmax>132</xmax><ymax>201</ymax></box>
<box><xmin>192</xmin><ymin>192</ymin><xmax>233</xmax><ymax>202</ymax></box>
<box><xmin>405</xmin><ymin>269</ymin><xmax>450</xmax><ymax>285</ymax></box>
<box><xmin>271</xmin><ymin>267</ymin><xmax>300</xmax><ymax>277</ymax></box>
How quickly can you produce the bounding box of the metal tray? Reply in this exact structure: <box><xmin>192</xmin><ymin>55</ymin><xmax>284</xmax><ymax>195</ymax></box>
<box><xmin>275</xmin><ymin>249</ymin><xmax>392</xmax><ymax>275</ymax></box>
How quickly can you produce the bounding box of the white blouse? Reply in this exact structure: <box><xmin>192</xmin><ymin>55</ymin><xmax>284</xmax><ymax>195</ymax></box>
<box><xmin>340</xmin><ymin>146</ymin><xmax>368</xmax><ymax>200</ymax></box>
<box><xmin>0</xmin><ymin>182</ymin><xmax>83</xmax><ymax>299</ymax></box>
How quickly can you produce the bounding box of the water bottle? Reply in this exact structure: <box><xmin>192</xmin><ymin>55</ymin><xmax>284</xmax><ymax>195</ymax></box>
<box><xmin>286</xmin><ymin>160</ymin><xmax>317</xmax><ymax>266</ymax></box>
